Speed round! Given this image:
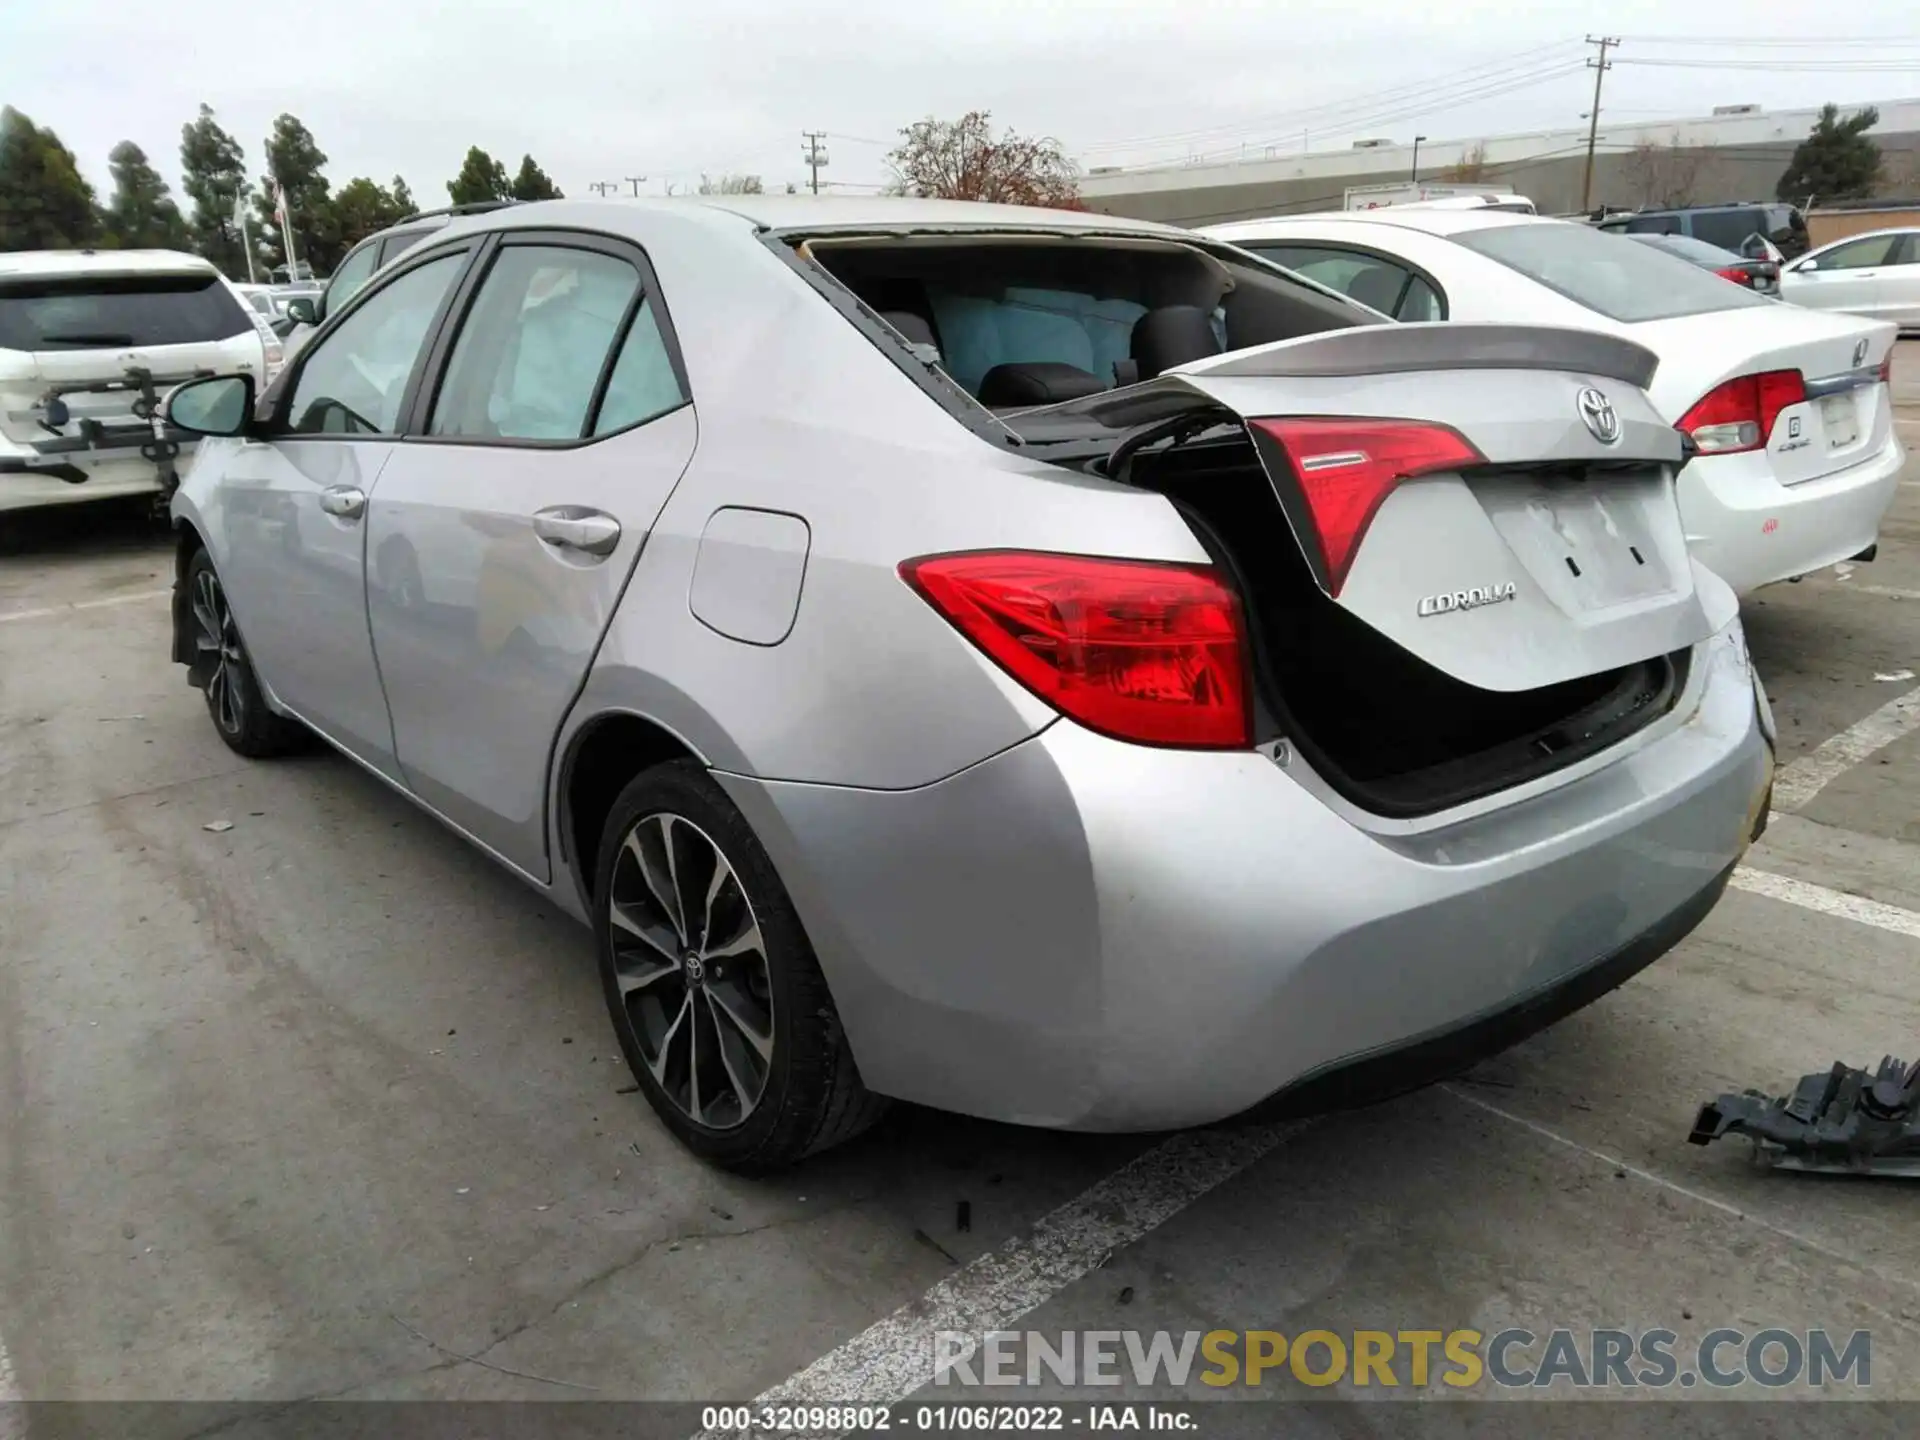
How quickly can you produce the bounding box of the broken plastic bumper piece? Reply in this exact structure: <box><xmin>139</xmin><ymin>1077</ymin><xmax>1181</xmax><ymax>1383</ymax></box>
<box><xmin>1689</xmin><ymin>1055</ymin><xmax>1920</xmax><ymax>1177</ymax></box>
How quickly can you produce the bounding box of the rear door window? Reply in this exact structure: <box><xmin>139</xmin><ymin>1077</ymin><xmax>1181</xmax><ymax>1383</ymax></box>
<box><xmin>1454</xmin><ymin>221</ymin><xmax>1769</xmax><ymax>321</ymax></box>
<box><xmin>1623</xmin><ymin>214</ymin><xmax>1680</xmax><ymax>235</ymax></box>
<box><xmin>1241</xmin><ymin>243</ymin><xmax>1446</xmax><ymax>321</ymax></box>
<box><xmin>0</xmin><ymin>272</ymin><xmax>251</xmax><ymax>350</ymax></box>
<box><xmin>1819</xmin><ymin>234</ymin><xmax>1901</xmax><ymax>269</ymax></box>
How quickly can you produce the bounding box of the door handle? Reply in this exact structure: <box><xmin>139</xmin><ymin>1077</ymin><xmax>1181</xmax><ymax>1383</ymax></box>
<box><xmin>318</xmin><ymin>485</ymin><xmax>366</xmax><ymax>519</ymax></box>
<box><xmin>532</xmin><ymin>506</ymin><xmax>622</xmax><ymax>557</ymax></box>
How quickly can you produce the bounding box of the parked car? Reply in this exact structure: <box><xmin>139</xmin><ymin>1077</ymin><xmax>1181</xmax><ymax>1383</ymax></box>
<box><xmin>1204</xmin><ymin>209</ymin><xmax>1901</xmax><ymax>594</ymax></box>
<box><xmin>163</xmin><ymin>197</ymin><xmax>1772</xmax><ymax>1170</ymax></box>
<box><xmin>1595</xmin><ymin>202</ymin><xmax>1809</xmax><ymax>260</ymax></box>
<box><xmin>1624</xmin><ymin>232</ymin><xmax>1780</xmax><ymax>295</ymax></box>
<box><xmin>0</xmin><ymin>248</ymin><xmax>273</xmax><ymax>513</ymax></box>
<box><xmin>1777</xmin><ymin>228</ymin><xmax>1920</xmax><ymax>333</ymax></box>
<box><xmin>279</xmin><ymin>202</ymin><xmax>517</xmax><ymax>359</ymax></box>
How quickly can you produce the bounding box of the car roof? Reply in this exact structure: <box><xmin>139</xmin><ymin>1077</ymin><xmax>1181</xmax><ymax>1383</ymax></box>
<box><xmin>1812</xmin><ymin>226</ymin><xmax>1920</xmax><ymax>246</ymax></box>
<box><xmin>1207</xmin><ymin>208</ymin><xmax>1546</xmax><ymax>240</ymax></box>
<box><xmin>0</xmin><ymin>248</ymin><xmax>220</xmax><ymax>279</ymax></box>
<box><xmin>438</xmin><ymin>194</ymin><xmax>1196</xmax><ymax>243</ymax></box>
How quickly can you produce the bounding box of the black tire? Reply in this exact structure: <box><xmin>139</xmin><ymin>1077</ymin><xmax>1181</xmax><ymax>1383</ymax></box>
<box><xmin>594</xmin><ymin>760</ymin><xmax>885</xmax><ymax>1171</ymax></box>
<box><xmin>184</xmin><ymin>548</ymin><xmax>306</xmax><ymax>759</ymax></box>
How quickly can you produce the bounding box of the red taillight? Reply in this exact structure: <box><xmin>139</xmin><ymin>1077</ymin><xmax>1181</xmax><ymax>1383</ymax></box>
<box><xmin>1714</xmin><ymin>266</ymin><xmax>1749</xmax><ymax>284</ymax></box>
<box><xmin>1676</xmin><ymin>369</ymin><xmax>1806</xmax><ymax>455</ymax></box>
<box><xmin>1879</xmin><ymin>350</ymin><xmax>1894</xmax><ymax>384</ymax></box>
<box><xmin>1247</xmin><ymin>417</ymin><xmax>1483</xmax><ymax>595</ymax></box>
<box><xmin>899</xmin><ymin>551</ymin><xmax>1250</xmax><ymax>749</ymax></box>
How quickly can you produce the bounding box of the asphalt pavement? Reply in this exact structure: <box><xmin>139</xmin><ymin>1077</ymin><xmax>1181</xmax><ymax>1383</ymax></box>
<box><xmin>1</xmin><ymin>349</ymin><xmax>1918</xmax><ymax>1431</ymax></box>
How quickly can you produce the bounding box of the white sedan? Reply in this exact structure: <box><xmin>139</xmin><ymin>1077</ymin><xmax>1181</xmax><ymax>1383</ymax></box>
<box><xmin>1777</xmin><ymin>227</ymin><xmax>1920</xmax><ymax>332</ymax></box>
<box><xmin>1204</xmin><ymin>209</ymin><xmax>1903</xmax><ymax>595</ymax></box>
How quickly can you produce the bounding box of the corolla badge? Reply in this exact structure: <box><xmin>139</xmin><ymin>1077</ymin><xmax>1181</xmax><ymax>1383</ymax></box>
<box><xmin>1577</xmin><ymin>386</ymin><xmax>1621</xmax><ymax>444</ymax></box>
<box><xmin>1418</xmin><ymin>582</ymin><xmax>1518</xmax><ymax>618</ymax></box>
<box><xmin>1853</xmin><ymin>338</ymin><xmax>1869</xmax><ymax>369</ymax></box>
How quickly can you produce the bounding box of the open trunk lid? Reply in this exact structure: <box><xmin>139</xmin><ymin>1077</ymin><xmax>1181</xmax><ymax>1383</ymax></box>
<box><xmin>1054</xmin><ymin>322</ymin><xmax>1734</xmax><ymax>695</ymax></box>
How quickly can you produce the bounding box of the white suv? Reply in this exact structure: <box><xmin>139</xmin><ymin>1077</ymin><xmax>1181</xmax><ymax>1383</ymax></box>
<box><xmin>1</xmin><ymin>249</ymin><xmax>274</xmax><ymax>513</ymax></box>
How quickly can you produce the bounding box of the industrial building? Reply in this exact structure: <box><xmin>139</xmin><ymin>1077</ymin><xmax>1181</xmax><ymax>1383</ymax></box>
<box><xmin>1077</xmin><ymin>97</ymin><xmax>1920</xmax><ymax>225</ymax></box>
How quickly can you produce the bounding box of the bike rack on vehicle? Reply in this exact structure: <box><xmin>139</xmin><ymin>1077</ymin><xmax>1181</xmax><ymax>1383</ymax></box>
<box><xmin>0</xmin><ymin>364</ymin><xmax>214</xmax><ymax>511</ymax></box>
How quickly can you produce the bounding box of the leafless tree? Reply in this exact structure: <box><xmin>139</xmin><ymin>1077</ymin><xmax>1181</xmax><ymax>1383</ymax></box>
<box><xmin>1625</xmin><ymin>135</ymin><xmax>1701</xmax><ymax>208</ymax></box>
<box><xmin>1440</xmin><ymin>143</ymin><xmax>1489</xmax><ymax>183</ymax></box>
<box><xmin>887</xmin><ymin>110</ymin><xmax>1082</xmax><ymax>207</ymax></box>
<box><xmin>698</xmin><ymin>173</ymin><xmax>764</xmax><ymax>195</ymax></box>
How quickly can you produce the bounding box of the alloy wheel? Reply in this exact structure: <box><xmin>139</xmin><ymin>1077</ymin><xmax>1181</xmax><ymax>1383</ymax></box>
<box><xmin>190</xmin><ymin>567</ymin><xmax>246</xmax><ymax>736</ymax></box>
<box><xmin>607</xmin><ymin>812</ymin><xmax>775</xmax><ymax>1130</ymax></box>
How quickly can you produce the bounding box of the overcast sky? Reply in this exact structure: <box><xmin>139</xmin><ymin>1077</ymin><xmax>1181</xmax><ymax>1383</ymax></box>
<box><xmin>5</xmin><ymin>0</ymin><xmax>1918</xmax><ymax>205</ymax></box>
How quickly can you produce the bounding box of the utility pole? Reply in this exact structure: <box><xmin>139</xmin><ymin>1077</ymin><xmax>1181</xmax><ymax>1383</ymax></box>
<box><xmin>624</xmin><ymin>175</ymin><xmax>647</xmax><ymax>197</ymax></box>
<box><xmin>1410</xmin><ymin>135</ymin><xmax>1427</xmax><ymax>183</ymax></box>
<box><xmin>589</xmin><ymin>180</ymin><xmax>619</xmax><ymax>197</ymax></box>
<box><xmin>1581</xmin><ymin>35</ymin><xmax>1619</xmax><ymax>213</ymax></box>
<box><xmin>801</xmin><ymin>131</ymin><xmax>829</xmax><ymax>195</ymax></box>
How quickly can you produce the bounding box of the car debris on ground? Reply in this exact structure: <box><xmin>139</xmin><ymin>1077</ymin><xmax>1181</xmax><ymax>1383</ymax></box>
<box><xmin>1689</xmin><ymin>1054</ymin><xmax>1920</xmax><ymax>1177</ymax></box>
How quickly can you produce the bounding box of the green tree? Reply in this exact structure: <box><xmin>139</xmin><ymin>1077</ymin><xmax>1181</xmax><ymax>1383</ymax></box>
<box><xmin>0</xmin><ymin>107</ymin><xmax>99</xmax><ymax>250</ymax></box>
<box><xmin>509</xmin><ymin>154</ymin><xmax>563</xmax><ymax>201</ymax></box>
<box><xmin>179</xmin><ymin>104</ymin><xmax>249</xmax><ymax>276</ymax></box>
<box><xmin>331</xmin><ymin>176</ymin><xmax>408</xmax><ymax>248</ymax></box>
<box><xmin>391</xmin><ymin>174</ymin><xmax>416</xmax><ymax>216</ymax></box>
<box><xmin>447</xmin><ymin>147</ymin><xmax>510</xmax><ymax>205</ymax></box>
<box><xmin>252</xmin><ymin>113</ymin><xmax>338</xmax><ymax>276</ymax></box>
<box><xmin>103</xmin><ymin>141</ymin><xmax>190</xmax><ymax>249</ymax></box>
<box><xmin>1777</xmin><ymin>103</ymin><xmax>1882</xmax><ymax>204</ymax></box>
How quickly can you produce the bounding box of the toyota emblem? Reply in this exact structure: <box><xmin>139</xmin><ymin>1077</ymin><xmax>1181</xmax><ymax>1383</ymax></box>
<box><xmin>1577</xmin><ymin>387</ymin><xmax>1620</xmax><ymax>444</ymax></box>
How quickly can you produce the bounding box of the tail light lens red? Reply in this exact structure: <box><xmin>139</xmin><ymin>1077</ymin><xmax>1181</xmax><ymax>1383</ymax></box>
<box><xmin>1247</xmin><ymin>417</ymin><xmax>1483</xmax><ymax>595</ymax></box>
<box><xmin>1713</xmin><ymin>266</ymin><xmax>1749</xmax><ymax>284</ymax></box>
<box><xmin>1879</xmin><ymin>350</ymin><xmax>1895</xmax><ymax>384</ymax></box>
<box><xmin>899</xmin><ymin>551</ymin><xmax>1250</xmax><ymax>748</ymax></box>
<box><xmin>1677</xmin><ymin>369</ymin><xmax>1806</xmax><ymax>455</ymax></box>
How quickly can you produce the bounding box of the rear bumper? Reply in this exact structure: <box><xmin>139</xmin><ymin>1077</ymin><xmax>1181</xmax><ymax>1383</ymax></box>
<box><xmin>718</xmin><ymin>619</ymin><xmax>1771</xmax><ymax>1131</ymax></box>
<box><xmin>1677</xmin><ymin>430</ymin><xmax>1904</xmax><ymax>593</ymax></box>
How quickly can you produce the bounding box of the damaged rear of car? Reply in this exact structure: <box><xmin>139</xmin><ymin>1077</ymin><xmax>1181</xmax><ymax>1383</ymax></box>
<box><xmin>723</xmin><ymin>206</ymin><xmax>1775</xmax><ymax>1131</ymax></box>
<box><xmin>0</xmin><ymin>249</ymin><xmax>268</xmax><ymax>514</ymax></box>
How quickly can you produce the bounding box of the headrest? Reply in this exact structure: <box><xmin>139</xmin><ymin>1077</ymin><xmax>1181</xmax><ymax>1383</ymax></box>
<box><xmin>880</xmin><ymin>310</ymin><xmax>942</xmax><ymax>364</ymax></box>
<box><xmin>976</xmin><ymin>362</ymin><xmax>1108</xmax><ymax>408</ymax></box>
<box><xmin>1130</xmin><ymin>305</ymin><xmax>1223</xmax><ymax>379</ymax></box>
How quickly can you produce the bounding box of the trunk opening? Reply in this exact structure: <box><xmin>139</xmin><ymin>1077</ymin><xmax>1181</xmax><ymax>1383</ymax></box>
<box><xmin>1112</xmin><ymin>424</ymin><xmax>1686</xmax><ymax>816</ymax></box>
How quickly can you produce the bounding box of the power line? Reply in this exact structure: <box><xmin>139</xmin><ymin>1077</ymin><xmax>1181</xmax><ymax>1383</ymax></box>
<box><xmin>1615</xmin><ymin>56</ymin><xmax>1920</xmax><ymax>71</ymax></box>
<box><xmin>1078</xmin><ymin>39</ymin><xmax>1585</xmax><ymax>156</ymax></box>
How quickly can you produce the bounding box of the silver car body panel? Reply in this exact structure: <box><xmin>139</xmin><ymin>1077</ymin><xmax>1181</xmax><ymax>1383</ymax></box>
<box><xmin>172</xmin><ymin>197</ymin><xmax>1769</xmax><ymax>1130</ymax></box>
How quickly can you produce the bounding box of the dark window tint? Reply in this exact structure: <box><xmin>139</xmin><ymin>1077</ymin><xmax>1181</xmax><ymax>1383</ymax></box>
<box><xmin>1688</xmin><ymin>208</ymin><xmax>1770</xmax><ymax>252</ymax></box>
<box><xmin>1623</xmin><ymin>214</ymin><xmax>1681</xmax><ymax>235</ymax></box>
<box><xmin>288</xmin><ymin>253</ymin><xmax>465</xmax><ymax>434</ymax></box>
<box><xmin>379</xmin><ymin>229</ymin><xmax>430</xmax><ymax>266</ymax></box>
<box><xmin>0</xmin><ymin>272</ymin><xmax>250</xmax><ymax>351</ymax></box>
<box><xmin>431</xmin><ymin>245</ymin><xmax>642</xmax><ymax>441</ymax></box>
<box><xmin>1626</xmin><ymin>233</ymin><xmax>1740</xmax><ymax>265</ymax></box>
<box><xmin>1455</xmin><ymin>221</ymin><xmax>1768</xmax><ymax>322</ymax></box>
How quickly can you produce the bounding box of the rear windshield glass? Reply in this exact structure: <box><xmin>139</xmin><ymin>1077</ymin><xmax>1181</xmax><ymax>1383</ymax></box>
<box><xmin>0</xmin><ymin>272</ymin><xmax>251</xmax><ymax>351</ymax></box>
<box><xmin>1629</xmin><ymin>233</ymin><xmax>1739</xmax><ymax>265</ymax></box>
<box><xmin>1453</xmin><ymin>222</ymin><xmax>1767</xmax><ymax>322</ymax></box>
<box><xmin>1688</xmin><ymin>209</ymin><xmax>1770</xmax><ymax>252</ymax></box>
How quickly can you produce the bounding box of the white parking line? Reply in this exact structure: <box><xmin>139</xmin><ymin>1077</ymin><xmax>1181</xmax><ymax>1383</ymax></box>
<box><xmin>1440</xmin><ymin>1086</ymin><xmax>1914</xmax><ymax>1291</ymax></box>
<box><xmin>1837</xmin><ymin>583</ymin><xmax>1920</xmax><ymax>601</ymax></box>
<box><xmin>1732</xmin><ymin>867</ymin><xmax>1920</xmax><ymax>940</ymax></box>
<box><xmin>697</xmin><ymin>1123</ymin><xmax>1307</xmax><ymax>1436</ymax></box>
<box><xmin>1771</xmin><ymin>684</ymin><xmax>1920</xmax><ymax>811</ymax></box>
<box><xmin>0</xmin><ymin>588</ymin><xmax>171</xmax><ymax>625</ymax></box>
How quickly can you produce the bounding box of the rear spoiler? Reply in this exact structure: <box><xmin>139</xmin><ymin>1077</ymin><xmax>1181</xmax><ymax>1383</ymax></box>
<box><xmin>1033</xmin><ymin>322</ymin><xmax>1662</xmax><ymax>432</ymax></box>
<box><xmin>1180</xmin><ymin>322</ymin><xmax>1660</xmax><ymax>390</ymax></box>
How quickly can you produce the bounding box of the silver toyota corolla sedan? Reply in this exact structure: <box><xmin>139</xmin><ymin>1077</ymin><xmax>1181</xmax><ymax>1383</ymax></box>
<box><xmin>162</xmin><ymin>196</ymin><xmax>1775</xmax><ymax>1170</ymax></box>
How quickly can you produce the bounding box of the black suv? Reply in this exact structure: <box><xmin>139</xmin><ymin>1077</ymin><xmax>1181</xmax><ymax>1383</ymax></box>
<box><xmin>1595</xmin><ymin>202</ymin><xmax>1810</xmax><ymax>259</ymax></box>
<box><xmin>282</xmin><ymin>201</ymin><xmax>517</xmax><ymax>339</ymax></box>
